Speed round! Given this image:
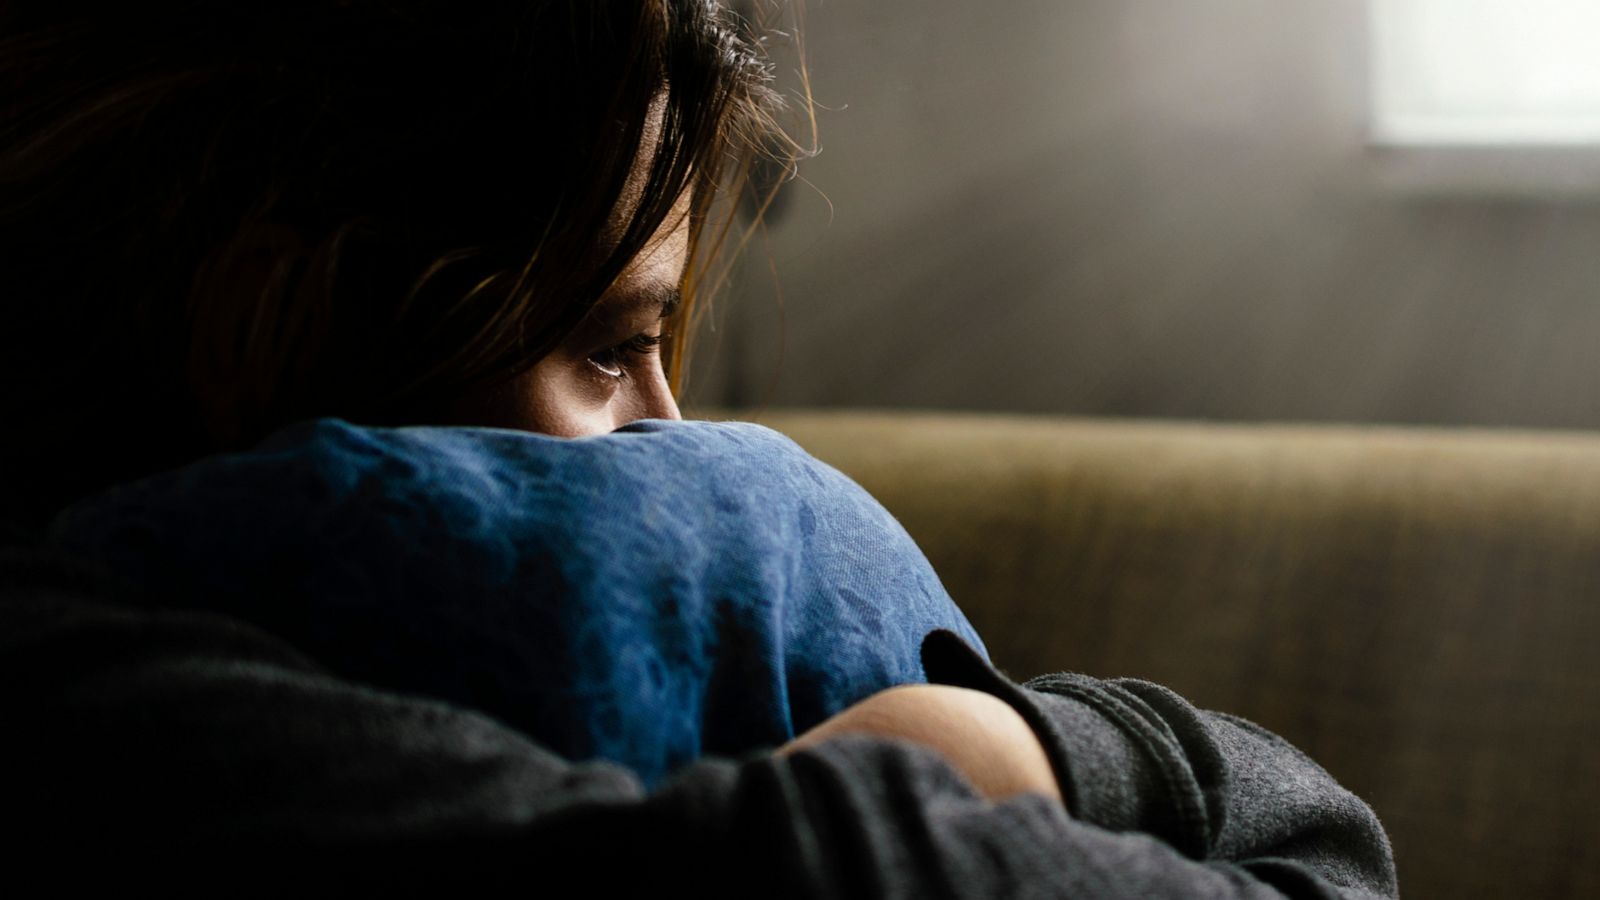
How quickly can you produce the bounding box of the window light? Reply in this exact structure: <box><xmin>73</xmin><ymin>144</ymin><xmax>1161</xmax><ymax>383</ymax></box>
<box><xmin>1370</xmin><ymin>0</ymin><xmax>1600</xmax><ymax>145</ymax></box>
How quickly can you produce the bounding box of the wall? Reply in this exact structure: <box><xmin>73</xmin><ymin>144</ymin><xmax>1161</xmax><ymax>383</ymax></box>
<box><xmin>688</xmin><ymin>0</ymin><xmax>1600</xmax><ymax>429</ymax></box>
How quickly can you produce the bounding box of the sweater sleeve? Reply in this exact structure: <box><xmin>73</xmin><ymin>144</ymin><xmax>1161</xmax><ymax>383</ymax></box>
<box><xmin>921</xmin><ymin>629</ymin><xmax>1399</xmax><ymax>899</ymax></box>
<box><xmin>2</xmin><ymin>553</ymin><xmax>1396</xmax><ymax>898</ymax></box>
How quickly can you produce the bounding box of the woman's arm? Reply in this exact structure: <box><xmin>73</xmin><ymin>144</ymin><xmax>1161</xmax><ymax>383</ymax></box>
<box><xmin>920</xmin><ymin>630</ymin><xmax>1399</xmax><ymax>899</ymax></box>
<box><xmin>771</xmin><ymin>632</ymin><xmax>1396</xmax><ymax>898</ymax></box>
<box><xmin>4</xmin><ymin>552</ymin><xmax>1394</xmax><ymax>897</ymax></box>
<box><xmin>782</xmin><ymin>683</ymin><xmax>1065</xmax><ymax>805</ymax></box>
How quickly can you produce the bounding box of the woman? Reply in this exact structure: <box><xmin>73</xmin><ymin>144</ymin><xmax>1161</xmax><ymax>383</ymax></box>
<box><xmin>0</xmin><ymin>1</ymin><xmax>1396</xmax><ymax>895</ymax></box>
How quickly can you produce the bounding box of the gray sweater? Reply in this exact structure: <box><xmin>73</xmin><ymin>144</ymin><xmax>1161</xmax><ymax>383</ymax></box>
<box><xmin>1</xmin><ymin>550</ymin><xmax>1396</xmax><ymax>897</ymax></box>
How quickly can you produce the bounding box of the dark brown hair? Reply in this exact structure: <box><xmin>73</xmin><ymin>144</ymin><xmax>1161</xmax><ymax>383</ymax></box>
<box><xmin>0</xmin><ymin>0</ymin><xmax>796</xmax><ymax>533</ymax></box>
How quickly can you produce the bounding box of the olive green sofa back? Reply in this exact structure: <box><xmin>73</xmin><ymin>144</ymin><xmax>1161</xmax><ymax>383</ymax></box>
<box><xmin>751</xmin><ymin>409</ymin><xmax>1600</xmax><ymax>900</ymax></box>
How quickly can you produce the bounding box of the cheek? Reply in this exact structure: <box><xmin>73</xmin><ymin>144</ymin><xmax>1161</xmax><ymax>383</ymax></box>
<box><xmin>507</xmin><ymin>360</ymin><xmax>617</xmax><ymax>437</ymax></box>
<box><xmin>444</xmin><ymin>358</ymin><xmax>615</xmax><ymax>437</ymax></box>
<box><xmin>441</xmin><ymin>351</ymin><xmax>677</xmax><ymax>436</ymax></box>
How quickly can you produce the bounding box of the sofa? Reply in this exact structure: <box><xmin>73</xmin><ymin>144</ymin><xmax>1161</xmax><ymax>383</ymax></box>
<box><xmin>744</xmin><ymin>409</ymin><xmax>1600</xmax><ymax>900</ymax></box>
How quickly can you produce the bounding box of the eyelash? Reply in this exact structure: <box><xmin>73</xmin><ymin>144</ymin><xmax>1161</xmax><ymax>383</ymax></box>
<box><xmin>587</xmin><ymin>332</ymin><xmax>665</xmax><ymax>380</ymax></box>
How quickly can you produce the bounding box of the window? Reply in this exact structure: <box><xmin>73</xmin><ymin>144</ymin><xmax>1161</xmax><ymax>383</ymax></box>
<box><xmin>1370</xmin><ymin>0</ymin><xmax>1600</xmax><ymax>146</ymax></box>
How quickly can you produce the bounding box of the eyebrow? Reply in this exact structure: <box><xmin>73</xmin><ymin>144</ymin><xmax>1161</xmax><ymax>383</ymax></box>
<box><xmin>652</xmin><ymin>282</ymin><xmax>683</xmax><ymax>320</ymax></box>
<box><xmin>605</xmin><ymin>281</ymin><xmax>682</xmax><ymax>321</ymax></box>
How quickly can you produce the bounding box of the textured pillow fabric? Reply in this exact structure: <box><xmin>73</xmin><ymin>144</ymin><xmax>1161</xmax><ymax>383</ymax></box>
<box><xmin>49</xmin><ymin>418</ymin><xmax>985</xmax><ymax>786</ymax></box>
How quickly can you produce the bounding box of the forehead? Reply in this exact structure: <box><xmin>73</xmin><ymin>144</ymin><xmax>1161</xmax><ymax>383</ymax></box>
<box><xmin>601</xmin><ymin>93</ymin><xmax>672</xmax><ymax>244</ymax></box>
<box><xmin>592</xmin><ymin>93</ymin><xmax>690</xmax><ymax>315</ymax></box>
<box><xmin>598</xmin><ymin>195</ymin><xmax>691</xmax><ymax>320</ymax></box>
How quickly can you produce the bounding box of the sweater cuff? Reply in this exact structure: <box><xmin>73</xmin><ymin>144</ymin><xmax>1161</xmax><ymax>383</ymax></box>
<box><xmin>919</xmin><ymin>629</ymin><xmax>1213</xmax><ymax>858</ymax></box>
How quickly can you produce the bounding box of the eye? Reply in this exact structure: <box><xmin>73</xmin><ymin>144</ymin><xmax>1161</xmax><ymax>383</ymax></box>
<box><xmin>587</xmin><ymin>332</ymin><xmax>665</xmax><ymax>380</ymax></box>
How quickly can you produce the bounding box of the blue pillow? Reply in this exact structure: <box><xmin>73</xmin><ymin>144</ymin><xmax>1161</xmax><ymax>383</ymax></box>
<box><xmin>50</xmin><ymin>418</ymin><xmax>986</xmax><ymax>786</ymax></box>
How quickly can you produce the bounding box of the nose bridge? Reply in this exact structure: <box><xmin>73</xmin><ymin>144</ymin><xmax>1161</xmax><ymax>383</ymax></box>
<box><xmin>613</xmin><ymin>369</ymin><xmax>681</xmax><ymax>430</ymax></box>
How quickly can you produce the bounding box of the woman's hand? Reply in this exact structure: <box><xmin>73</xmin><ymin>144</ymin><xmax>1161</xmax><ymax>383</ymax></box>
<box><xmin>780</xmin><ymin>684</ymin><xmax>1064</xmax><ymax>806</ymax></box>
